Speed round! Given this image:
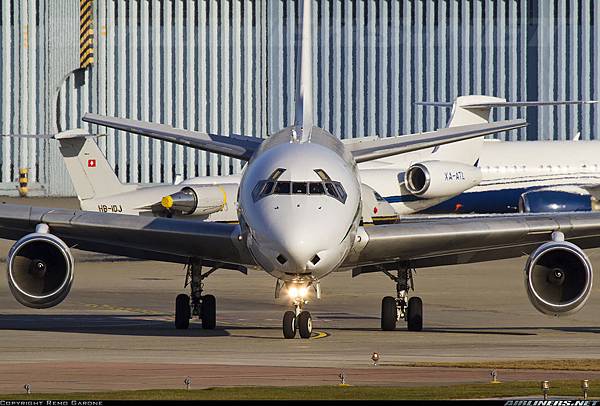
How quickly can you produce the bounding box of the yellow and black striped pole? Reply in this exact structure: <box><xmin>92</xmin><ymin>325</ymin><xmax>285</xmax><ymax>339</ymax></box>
<box><xmin>18</xmin><ymin>168</ymin><xmax>28</xmax><ymax>197</ymax></box>
<box><xmin>80</xmin><ymin>0</ymin><xmax>94</xmax><ymax>69</ymax></box>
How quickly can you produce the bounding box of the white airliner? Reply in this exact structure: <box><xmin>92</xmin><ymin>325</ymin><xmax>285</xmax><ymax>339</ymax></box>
<box><xmin>62</xmin><ymin>96</ymin><xmax>598</xmax><ymax>222</ymax></box>
<box><xmin>54</xmin><ymin>130</ymin><xmax>398</xmax><ymax>225</ymax></box>
<box><xmin>3</xmin><ymin>0</ymin><xmax>600</xmax><ymax>340</ymax></box>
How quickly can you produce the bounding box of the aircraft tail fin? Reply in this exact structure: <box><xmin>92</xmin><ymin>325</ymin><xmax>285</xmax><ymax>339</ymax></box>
<box><xmin>417</xmin><ymin>97</ymin><xmax>598</xmax><ymax>127</ymax></box>
<box><xmin>55</xmin><ymin>129</ymin><xmax>127</xmax><ymax>201</ymax></box>
<box><xmin>294</xmin><ymin>0</ymin><xmax>314</xmax><ymax>140</ymax></box>
<box><xmin>414</xmin><ymin>97</ymin><xmax>598</xmax><ymax>164</ymax></box>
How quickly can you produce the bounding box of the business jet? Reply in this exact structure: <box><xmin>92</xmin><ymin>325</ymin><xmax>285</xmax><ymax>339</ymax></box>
<box><xmin>359</xmin><ymin>97</ymin><xmax>599</xmax><ymax>215</ymax></box>
<box><xmin>3</xmin><ymin>0</ymin><xmax>599</xmax><ymax>340</ymax></box>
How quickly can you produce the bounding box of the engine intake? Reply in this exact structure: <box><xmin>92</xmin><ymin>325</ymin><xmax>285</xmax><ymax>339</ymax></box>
<box><xmin>525</xmin><ymin>241</ymin><xmax>592</xmax><ymax>316</ymax></box>
<box><xmin>7</xmin><ymin>233</ymin><xmax>74</xmax><ymax>309</ymax></box>
<box><xmin>405</xmin><ymin>160</ymin><xmax>481</xmax><ymax>199</ymax></box>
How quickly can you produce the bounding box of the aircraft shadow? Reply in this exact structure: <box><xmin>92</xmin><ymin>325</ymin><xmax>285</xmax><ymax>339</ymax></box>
<box><xmin>2</xmin><ymin>314</ymin><xmax>599</xmax><ymax>338</ymax></box>
<box><xmin>422</xmin><ymin>326</ymin><xmax>600</xmax><ymax>335</ymax></box>
<box><xmin>0</xmin><ymin>313</ymin><xmax>230</xmax><ymax>337</ymax></box>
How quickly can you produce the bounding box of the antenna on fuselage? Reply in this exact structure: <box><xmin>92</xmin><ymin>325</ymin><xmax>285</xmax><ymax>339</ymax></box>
<box><xmin>293</xmin><ymin>0</ymin><xmax>314</xmax><ymax>142</ymax></box>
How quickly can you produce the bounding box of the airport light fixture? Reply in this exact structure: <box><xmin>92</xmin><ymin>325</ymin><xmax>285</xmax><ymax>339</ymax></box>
<box><xmin>338</xmin><ymin>370</ymin><xmax>346</xmax><ymax>386</ymax></box>
<box><xmin>582</xmin><ymin>379</ymin><xmax>589</xmax><ymax>400</ymax></box>
<box><xmin>371</xmin><ymin>352</ymin><xmax>380</xmax><ymax>366</ymax></box>
<box><xmin>541</xmin><ymin>380</ymin><xmax>550</xmax><ymax>400</ymax></box>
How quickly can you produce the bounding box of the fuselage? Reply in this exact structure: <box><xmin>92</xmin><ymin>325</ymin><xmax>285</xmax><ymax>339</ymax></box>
<box><xmin>237</xmin><ymin>126</ymin><xmax>362</xmax><ymax>281</ymax></box>
<box><xmin>360</xmin><ymin>140</ymin><xmax>600</xmax><ymax>215</ymax></box>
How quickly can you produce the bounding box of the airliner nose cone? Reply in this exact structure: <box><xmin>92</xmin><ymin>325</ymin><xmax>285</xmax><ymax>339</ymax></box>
<box><xmin>277</xmin><ymin>239</ymin><xmax>318</xmax><ymax>272</ymax></box>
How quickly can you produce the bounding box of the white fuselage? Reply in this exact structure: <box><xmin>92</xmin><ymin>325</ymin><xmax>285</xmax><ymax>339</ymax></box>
<box><xmin>359</xmin><ymin>140</ymin><xmax>600</xmax><ymax>214</ymax></box>
<box><xmin>238</xmin><ymin>126</ymin><xmax>361</xmax><ymax>281</ymax></box>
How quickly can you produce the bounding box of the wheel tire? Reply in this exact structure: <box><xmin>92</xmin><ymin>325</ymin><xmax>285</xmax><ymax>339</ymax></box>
<box><xmin>381</xmin><ymin>296</ymin><xmax>397</xmax><ymax>331</ymax></box>
<box><xmin>298</xmin><ymin>311</ymin><xmax>313</xmax><ymax>339</ymax></box>
<box><xmin>407</xmin><ymin>296</ymin><xmax>423</xmax><ymax>332</ymax></box>
<box><xmin>201</xmin><ymin>294</ymin><xmax>217</xmax><ymax>330</ymax></box>
<box><xmin>175</xmin><ymin>294</ymin><xmax>191</xmax><ymax>329</ymax></box>
<box><xmin>283</xmin><ymin>311</ymin><xmax>296</xmax><ymax>339</ymax></box>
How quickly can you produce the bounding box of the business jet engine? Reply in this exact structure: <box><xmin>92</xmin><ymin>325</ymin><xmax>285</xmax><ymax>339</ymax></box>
<box><xmin>524</xmin><ymin>241</ymin><xmax>593</xmax><ymax>316</ymax></box>
<box><xmin>405</xmin><ymin>160</ymin><xmax>482</xmax><ymax>199</ymax></box>
<box><xmin>519</xmin><ymin>190</ymin><xmax>593</xmax><ymax>213</ymax></box>
<box><xmin>160</xmin><ymin>185</ymin><xmax>232</xmax><ymax>217</ymax></box>
<box><xmin>7</xmin><ymin>231</ymin><xmax>74</xmax><ymax>308</ymax></box>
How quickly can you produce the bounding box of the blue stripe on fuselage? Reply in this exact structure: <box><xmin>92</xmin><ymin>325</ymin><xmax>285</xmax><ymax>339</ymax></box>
<box><xmin>384</xmin><ymin>187</ymin><xmax>539</xmax><ymax>214</ymax></box>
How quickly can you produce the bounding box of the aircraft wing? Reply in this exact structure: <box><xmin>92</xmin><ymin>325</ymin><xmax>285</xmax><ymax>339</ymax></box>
<box><xmin>347</xmin><ymin>212</ymin><xmax>600</xmax><ymax>272</ymax></box>
<box><xmin>82</xmin><ymin>113</ymin><xmax>263</xmax><ymax>161</ymax></box>
<box><xmin>0</xmin><ymin>204</ymin><xmax>255</xmax><ymax>269</ymax></box>
<box><xmin>345</xmin><ymin>119</ymin><xmax>526</xmax><ymax>163</ymax></box>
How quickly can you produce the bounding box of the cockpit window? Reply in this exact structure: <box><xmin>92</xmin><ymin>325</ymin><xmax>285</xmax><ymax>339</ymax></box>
<box><xmin>314</xmin><ymin>169</ymin><xmax>331</xmax><ymax>181</ymax></box>
<box><xmin>253</xmin><ymin>170</ymin><xmax>347</xmax><ymax>203</ymax></box>
<box><xmin>263</xmin><ymin>181</ymin><xmax>276</xmax><ymax>195</ymax></box>
<box><xmin>309</xmin><ymin>182</ymin><xmax>325</xmax><ymax>194</ymax></box>
<box><xmin>373</xmin><ymin>190</ymin><xmax>386</xmax><ymax>202</ymax></box>
<box><xmin>274</xmin><ymin>181</ymin><xmax>291</xmax><ymax>194</ymax></box>
<box><xmin>292</xmin><ymin>182</ymin><xmax>308</xmax><ymax>194</ymax></box>
<box><xmin>325</xmin><ymin>182</ymin><xmax>337</xmax><ymax>197</ymax></box>
<box><xmin>269</xmin><ymin>168</ymin><xmax>286</xmax><ymax>180</ymax></box>
<box><xmin>334</xmin><ymin>183</ymin><xmax>347</xmax><ymax>203</ymax></box>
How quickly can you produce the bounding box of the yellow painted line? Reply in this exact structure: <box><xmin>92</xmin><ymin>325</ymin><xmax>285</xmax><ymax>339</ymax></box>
<box><xmin>218</xmin><ymin>185</ymin><xmax>227</xmax><ymax>208</ymax></box>
<box><xmin>310</xmin><ymin>331</ymin><xmax>329</xmax><ymax>340</ymax></box>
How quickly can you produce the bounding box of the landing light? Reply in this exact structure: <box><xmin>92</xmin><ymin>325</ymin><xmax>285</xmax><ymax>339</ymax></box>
<box><xmin>288</xmin><ymin>285</ymin><xmax>309</xmax><ymax>299</ymax></box>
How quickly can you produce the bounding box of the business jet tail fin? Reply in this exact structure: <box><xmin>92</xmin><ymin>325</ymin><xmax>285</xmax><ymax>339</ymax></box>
<box><xmin>417</xmin><ymin>97</ymin><xmax>598</xmax><ymax>127</ymax></box>
<box><xmin>54</xmin><ymin>129</ymin><xmax>127</xmax><ymax>201</ymax></box>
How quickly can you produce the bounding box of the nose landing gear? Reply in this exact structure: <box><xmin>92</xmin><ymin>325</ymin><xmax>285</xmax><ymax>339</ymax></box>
<box><xmin>381</xmin><ymin>265</ymin><xmax>423</xmax><ymax>331</ymax></box>
<box><xmin>282</xmin><ymin>301</ymin><xmax>313</xmax><ymax>339</ymax></box>
<box><xmin>280</xmin><ymin>281</ymin><xmax>315</xmax><ymax>339</ymax></box>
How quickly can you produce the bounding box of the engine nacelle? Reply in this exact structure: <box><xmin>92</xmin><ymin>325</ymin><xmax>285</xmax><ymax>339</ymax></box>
<box><xmin>525</xmin><ymin>241</ymin><xmax>593</xmax><ymax>316</ymax></box>
<box><xmin>519</xmin><ymin>190</ymin><xmax>592</xmax><ymax>213</ymax></box>
<box><xmin>7</xmin><ymin>232</ymin><xmax>74</xmax><ymax>309</ymax></box>
<box><xmin>161</xmin><ymin>184</ymin><xmax>233</xmax><ymax>216</ymax></box>
<box><xmin>405</xmin><ymin>160</ymin><xmax>482</xmax><ymax>199</ymax></box>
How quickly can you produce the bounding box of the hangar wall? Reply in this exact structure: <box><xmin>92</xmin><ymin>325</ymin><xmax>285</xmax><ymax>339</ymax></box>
<box><xmin>0</xmin><ymin>0</ymin><xmax>599</xmax><ymax>196</ymax></box>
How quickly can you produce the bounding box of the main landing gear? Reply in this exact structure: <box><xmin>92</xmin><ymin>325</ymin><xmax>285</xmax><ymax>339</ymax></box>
<box><xmin>175</xmin><ymin>259</ymin><xmax>217</xmax><ymax>330</ymax></box>
<box><xmin>281</xmin><ymin>282</ymin><xmax>315</xmax><ymax>339</ymax></box>
<box><xmin>381</xmin><ymin>265</ymin><xmax>423</xmax><ymax>332</ymax></box>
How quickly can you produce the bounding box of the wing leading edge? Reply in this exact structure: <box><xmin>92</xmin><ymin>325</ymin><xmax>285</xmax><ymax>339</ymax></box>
<box><xmin>346</xmin><ymin>212</ymin><xmax>600</xmax><ymax>271</ymax></box>
<box><xmin>346</xmin><ymin>119</ymin><xmax>527</xmax><ymax>163</ymax></box>
<box><xmin>82</xmin><ymin>113</ymin><xmax>263</xmax><ymax>161</ymax></box>
<box><xmin>0</xmin><ymin>204</ymin><xmax>255</xmax><ymax>268</ymax></box>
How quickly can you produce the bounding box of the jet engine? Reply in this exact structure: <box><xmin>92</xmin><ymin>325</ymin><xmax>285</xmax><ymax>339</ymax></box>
<box><xmin>160</xmin><ymin>185</ymin><xmax>231</xmax><ymax>216</ymax></box>
<box><xmin>524</xmin><ymin>241</ymin><xmax>593</xmax><ymax>316</ymax></box>
<box><xmin>7</xmin><ymin>232</ymin><xmax>74</xmax><ymax>308</ymax></box>
<box><xmin>519</xmin><ymin>190</ymin><xmax>592</xmax><ymax>213</ymax></box>
<box><xmin>405</xmin><ymin>161</ymin><xmax>482</xmax><ymax>199</ymax></box>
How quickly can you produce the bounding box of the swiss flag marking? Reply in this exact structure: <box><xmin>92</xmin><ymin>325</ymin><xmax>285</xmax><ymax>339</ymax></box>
<box><xmin>88</xmin><ymin>159</ymin><xmax>96</xmax><ymax>168</ymax></box>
